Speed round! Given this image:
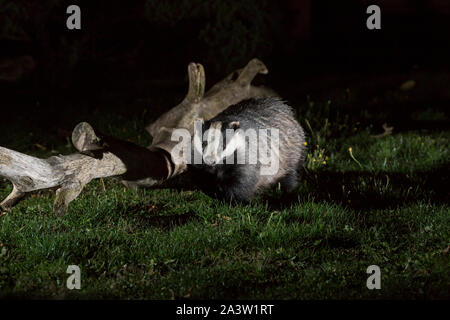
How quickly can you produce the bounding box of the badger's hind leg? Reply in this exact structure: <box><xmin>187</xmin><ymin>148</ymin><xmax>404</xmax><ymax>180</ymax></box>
<box><xmin>279</xmin><ymin>171</ymin><xmax>299</xmax><ymax>193</ymax></box>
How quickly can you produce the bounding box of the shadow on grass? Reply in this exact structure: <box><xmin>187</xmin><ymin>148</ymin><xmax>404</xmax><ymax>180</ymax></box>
<box><xmin>117</xmin><ymin>162</ymin><xmax>449</xmax><ymax>215</ymax></box>
<box><xmin>301</xmin><ymin>164</ymin><xmax>449</xmax><ymax>209</ymax></box>
<box><xmin>259</xmin><ymin>163</ymin><xmax>449</xmax><ymax>211</ymax></box>
<box><xmin>120</xmin><ymin>203</ymin><xmax>200</xmax><ymax>230</ymax></box>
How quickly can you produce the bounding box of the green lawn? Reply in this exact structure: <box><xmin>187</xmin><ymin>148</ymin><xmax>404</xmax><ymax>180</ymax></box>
<box><xmin>0</xmin><ymin>72</ymin><xmax>449</xmax><ymax>299</ymax></box>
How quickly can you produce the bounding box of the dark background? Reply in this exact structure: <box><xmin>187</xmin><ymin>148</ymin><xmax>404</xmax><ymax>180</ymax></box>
<box><xmin>0</xmin><ymin>0</ymin><xmax>449</xmax><ymax>300</ymax></box>
<box><xmin>0</xmin><ymin>0</ymin><xmax>449</xmax><ymax>146</ymax></box>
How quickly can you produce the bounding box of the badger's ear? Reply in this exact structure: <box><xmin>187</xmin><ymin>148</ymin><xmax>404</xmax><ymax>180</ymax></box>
<box><xmin>229</xmin><ymin>121</ymin><xmax>240</xmax><ymax>129</ymax></box>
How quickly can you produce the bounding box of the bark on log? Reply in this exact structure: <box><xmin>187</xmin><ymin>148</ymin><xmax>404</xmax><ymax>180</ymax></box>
<box><xmin>0</xmin><ymin>58</ymin><xmax>277</xmax><ymax>215</ymax></box>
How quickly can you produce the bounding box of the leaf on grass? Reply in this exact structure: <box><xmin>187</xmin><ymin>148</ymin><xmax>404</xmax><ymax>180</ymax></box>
<box><xmin>217</xmin><ymin>213</ymin><xmax>232</xmax><ymax>221</ymax></box>
<box><xmin>34</xmin><ymin>143</ymin><xmax>47</xmax><ymax>150</ymax></box>
<box><xmin>400</xmin><ymin>80</ymin><xmax>416</xmax><ymax>91</ymax></box>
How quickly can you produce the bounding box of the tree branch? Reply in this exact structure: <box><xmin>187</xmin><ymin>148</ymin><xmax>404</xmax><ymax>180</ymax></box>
<box><xmin>0</xmin><ymin>58</ymin><xmax>277</xmax><ymax>215</ymax></box>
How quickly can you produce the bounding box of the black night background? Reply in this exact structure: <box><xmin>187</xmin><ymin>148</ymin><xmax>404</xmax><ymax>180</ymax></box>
<box><xmin>0</xmin><ymin>0</ymin><xmax>448</xmax><ymax>301</ymax></box>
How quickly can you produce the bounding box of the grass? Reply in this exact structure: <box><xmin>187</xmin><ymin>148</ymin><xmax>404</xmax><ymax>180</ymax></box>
<box><xmin>0</xmin><ymin>71</ymin><xmax>449</xmax><ymax>299</ymax></box>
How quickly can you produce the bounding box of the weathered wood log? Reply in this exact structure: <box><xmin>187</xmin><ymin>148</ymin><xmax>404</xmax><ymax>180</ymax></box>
<box><xmin>0</xmin><ymin>58</ymin><xmax>277</xmax><ymax>215</ymax></box>
<box><xmin>0</xmin><ymin>122</ymin><xmax>171</xmax><ymax>216</ymax></box>
<box><xmin>146</xmin><ymin>58</ymin><xmax>278</xmax><ymax>179</ymax></box>
<box><xmin>0</xmin><ymin>143</ymin><xmax>126</xmax><ymax>216</ymax></box>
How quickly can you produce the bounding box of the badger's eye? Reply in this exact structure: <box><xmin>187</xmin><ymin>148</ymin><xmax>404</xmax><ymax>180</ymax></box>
<box><xmin>228</xmin><ymin>121</ymin><xmax>240</xmax><ymax>129</ymax></box>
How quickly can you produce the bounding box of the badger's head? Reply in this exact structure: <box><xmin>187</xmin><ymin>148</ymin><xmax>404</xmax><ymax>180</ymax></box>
<box><xmin>194</xmin><ymin>119</ymin><xmax>243</xmax><ymax>166</ymax></box>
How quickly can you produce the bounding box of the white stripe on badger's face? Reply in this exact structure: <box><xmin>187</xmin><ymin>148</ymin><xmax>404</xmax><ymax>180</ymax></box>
<box><xmin>202</xmin><ymin>122</ymin><xmax>245</xmax><ymax>165</ymax></box>
<box><xmin>221</xmin><ymin>129</ymin><xmax>244</xmax><ymax>160</ymax></box>
<box><xmin>203</xmin><ymin>122</ymin><xmax>223</xmax><ymax>165</ymax></box>
<box><xmin>193</xmin><ymin>118</ymin><xmax>205</xmax><ymax>164</ymax></box>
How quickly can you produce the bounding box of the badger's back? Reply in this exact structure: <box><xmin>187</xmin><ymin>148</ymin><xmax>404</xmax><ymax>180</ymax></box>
<box><xmin>213</xmin><ymin>98</ymin><xmax>297</xmax><ymax>129</ymax></box>
<box><xmin>214</xmin><ymin>97</ymin><xmax>305</xmax><ymax>165</ymax></box>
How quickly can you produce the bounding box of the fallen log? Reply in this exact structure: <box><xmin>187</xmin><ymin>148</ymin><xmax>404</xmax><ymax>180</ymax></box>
<box><xmin>0</xmin><ymin>58</ymin><xmax>277</xmax><ymax>215</ymax></box>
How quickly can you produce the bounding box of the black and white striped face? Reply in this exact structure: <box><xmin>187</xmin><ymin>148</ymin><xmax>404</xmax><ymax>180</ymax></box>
<box><xmin>196</xmin><ymin>121</ymin><xmax>243</xmax><ymax>166</ymax></box>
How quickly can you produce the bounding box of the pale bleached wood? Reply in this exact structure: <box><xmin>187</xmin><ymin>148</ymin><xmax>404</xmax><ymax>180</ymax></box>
<box><xmin>0</xmin><ymin>144</ymin><xmax>127</xmax><ymax>215</ymax></box>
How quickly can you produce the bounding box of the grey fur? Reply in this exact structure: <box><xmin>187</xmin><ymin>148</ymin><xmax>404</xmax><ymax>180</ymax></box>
<box><xmin>190</xmin><ymin>98</ymin><xmax>305</xmax><ymax>202</ymax></box>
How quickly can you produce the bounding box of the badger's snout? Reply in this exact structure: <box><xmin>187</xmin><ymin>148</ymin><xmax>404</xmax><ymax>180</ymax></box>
<box><xmin>203</xmin><ymin>154</ymin><xmax>218</xmax><ymax>165</ymax></box>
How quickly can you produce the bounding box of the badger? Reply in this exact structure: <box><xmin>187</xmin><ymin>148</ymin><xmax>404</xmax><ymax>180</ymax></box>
<box><xmin>190</xmin><ymin>97</ymin><xmax>305</xmax><ymax>202</ymax></box>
